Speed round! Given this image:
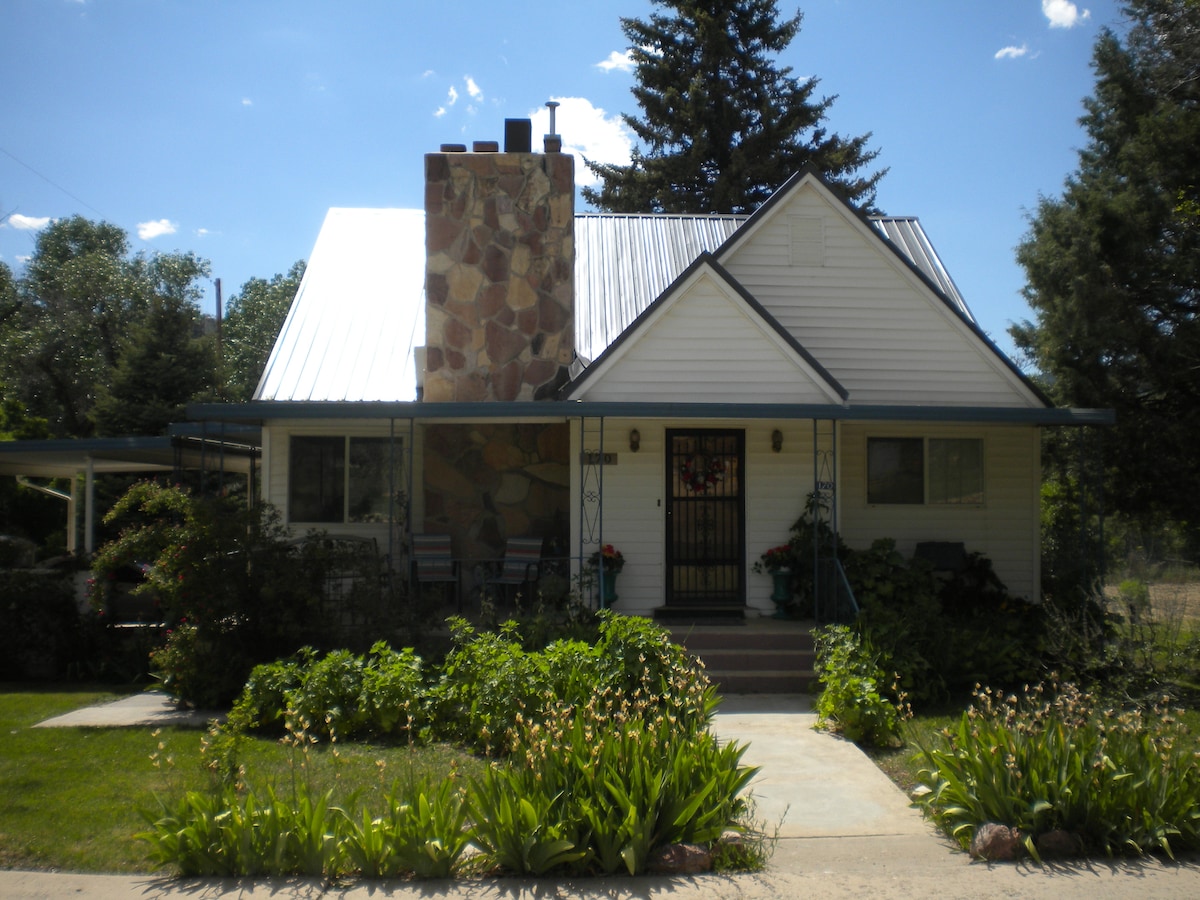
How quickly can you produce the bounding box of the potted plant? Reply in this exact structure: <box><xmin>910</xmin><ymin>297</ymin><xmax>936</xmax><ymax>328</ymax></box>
<box><xmin>588</xmin><ymin>544</ymin><xmax>624</xmax><ymax>605</ymax></box>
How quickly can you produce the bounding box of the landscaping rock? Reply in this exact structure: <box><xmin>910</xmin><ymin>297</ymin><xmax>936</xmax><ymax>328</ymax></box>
<box><xmin>1036</xmin><ymin>829</ymin><xmax>1083</xmax><ymax>859</ymax></box>
<box><xmin>646</xmin><ymin>843</ymin><xmax>712</xmax><ymax>875</ymax></box>
<box><xmin>970</xmin><ymin>823</ymin><xmax>1024</xmax><ymax>861</ymax></box>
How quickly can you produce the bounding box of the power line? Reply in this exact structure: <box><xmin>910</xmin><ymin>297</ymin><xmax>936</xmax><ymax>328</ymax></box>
<box><xmin>0</xmin><ymin>145</ymin><xmax>107</xmax><ymax>218</ymax></box>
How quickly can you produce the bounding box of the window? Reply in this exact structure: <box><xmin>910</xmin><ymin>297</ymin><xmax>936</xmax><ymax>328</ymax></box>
<box><xmin>867</xmin><ymin>437</ymin><xmax>983</xmax><ymax>505</ymax></box>
<box><xmin>288</xmin><ymin>436</ymin><xmax>403</xmax><ymax>523</ymax></box>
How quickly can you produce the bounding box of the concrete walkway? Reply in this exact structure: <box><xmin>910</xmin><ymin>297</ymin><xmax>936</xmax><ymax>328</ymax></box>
<box><xmin>8</xmin><ymin>691</ymin><xmax>1200</xmax><ymax>898</ymax></box>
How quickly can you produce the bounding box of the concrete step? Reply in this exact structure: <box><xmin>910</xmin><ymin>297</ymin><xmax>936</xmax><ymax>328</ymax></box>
<box><xmin>667</xmin><ymin>622</ymin><xmax>816</xmax><ymax>694</ymax></box>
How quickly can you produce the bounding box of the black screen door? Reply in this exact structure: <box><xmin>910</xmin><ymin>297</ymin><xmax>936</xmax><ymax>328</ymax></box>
<box><xmin>665</xmin><ymin>429</ymin><xmax>745</xmax><ymax>608</ymax></box>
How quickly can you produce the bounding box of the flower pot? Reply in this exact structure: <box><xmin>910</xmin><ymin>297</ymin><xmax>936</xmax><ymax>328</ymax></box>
<box><xmin>769</xmin><ymin>568</ymin><xmax>792</xmax><ymax>603</ymax></box>
<box><xmin>601</xmin><ymin>571</ymin><xmax>619</xmax><ymax>605</ymax></box>
<box><xmin>769</xmin><ymin>567</ymin><xmax>792</xmax><ymax>618</ymax></box>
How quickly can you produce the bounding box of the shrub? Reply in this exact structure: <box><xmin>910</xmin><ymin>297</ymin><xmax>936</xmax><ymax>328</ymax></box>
<box><xmin>913</xmin><ymin>681</ymin><xmax>1200</xmax><ymax>858</ymax></box>
<box><xmin>812</xmin><ymin>624</ymin><xmax>902</xmax><ymax>748</ymax></box>
<box><xmin>143</xmin><ymin>616</ymin><xmax>762</xmax><ymax>879</ymax></box>
<box><xmin>844</xmin><ymin>540</ymin><xmax>1043</xmax><ymax>708</ymax></box>
<box><xmin>0</xmin><ymin>569</ymin><xmax>82</xmax><ymax>680</ymax></box>
<box><xmin>230</xmin><ymin>643</ymin><xmax>426</xmax><ymax>742</ymax></box>
<box><xmin>93</xmin><ymin>482</ymin><xmax>389</xmax><ymax>707</ymax></box>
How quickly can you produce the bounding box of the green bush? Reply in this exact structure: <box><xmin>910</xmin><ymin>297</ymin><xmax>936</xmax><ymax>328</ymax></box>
<box><xmin>425</xmin><ymin>611</ymin><xmax>713</xmax><ymax>755</ymax></box>
<box><xmin>913</xmin><ymin>681</ymin><xmax>1200</xmax><ymax>858</ymax></box>
<box><xmin>230</xmin><ymin>642</ymin><xmax>426</xmax><ymax>742</ymax></box>
<box><xmin>843</xmin><ymin>540</ymin><xmax>1043</xmax><ymax>708</ymax></box>
<box><xmin>142</xmin><ymin>616</ymin><xmax>763</xmax><ymax>879</ymax></box>
<box><xmin>0</xmin><ymin>569</ymin><xmax>81</xmax><ymax>680</ymax></box>
<box><xmin>812</xmin><ymin>624</ymin><xmax>901</xmax><ymax>748</ymax></box>
<box><xmin>92</xmin><ymin>482</ymin><xmax>392</xmax><ymax>707</ymax></box>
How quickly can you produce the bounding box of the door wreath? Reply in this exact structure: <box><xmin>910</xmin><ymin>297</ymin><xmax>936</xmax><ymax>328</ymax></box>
<box><xmin>680</xmin><ymin>454</ymin><xmax>726</xmax><ymax>494</ymax></box>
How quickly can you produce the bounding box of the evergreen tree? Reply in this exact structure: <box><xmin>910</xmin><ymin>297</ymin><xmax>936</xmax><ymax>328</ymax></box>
<box><xmin>1012</xmin><ymin>0</ymin><xmax>1200</xmax><ymax>539</ymax></box>
<box><xmin>584</xmin><ymin>0</ymin><xmax>885</xmax><ymax>213</ymax></box>
<box><xmin>91</xmin><ymin>293</ymin><xmax>214</xmax><ymax>437</ymax></box>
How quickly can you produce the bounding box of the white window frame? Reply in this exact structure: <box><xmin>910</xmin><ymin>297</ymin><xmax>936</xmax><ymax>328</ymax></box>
<box><xmin>866</xmin><ymin>436</ymin><xmax>985</xmax><ymax>507</ymax></box>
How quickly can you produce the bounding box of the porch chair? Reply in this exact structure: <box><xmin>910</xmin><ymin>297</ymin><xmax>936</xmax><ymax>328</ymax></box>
<box><xmin>411</xmin><ymin>533</ymin><xmax>461</xmax><ymax>611</ymax></box>
<box><xmin>483</xmin><ymin>536</ymin><xmax>544</xmax><ymax>607</ymax></box>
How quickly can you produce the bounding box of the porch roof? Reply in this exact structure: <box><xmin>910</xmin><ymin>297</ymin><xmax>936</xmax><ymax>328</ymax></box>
<box><xmin>0</xmin><ymin>428</ymin><xmax>260</xmax><ymax>479</ymax></box>
<box><xmin>187</xmin><ymin>400</ymin><xmax>1114</xmax><ymax>427</ymax></box>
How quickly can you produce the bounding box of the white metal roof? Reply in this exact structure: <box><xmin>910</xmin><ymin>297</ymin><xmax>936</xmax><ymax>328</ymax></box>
<box><xmin>257</xmin><ymin>208</ymin><xmax>975</xmax><ymax>403</ymax></box>
<box><xmin>869</xmin><ymin>215</ymin><xmax>973</xmax><ymax>322</ymax></box>
<box><xmin>255</xmin><ymin>208</ymin><xmax>425</xmax><ymax>402</ymax></box>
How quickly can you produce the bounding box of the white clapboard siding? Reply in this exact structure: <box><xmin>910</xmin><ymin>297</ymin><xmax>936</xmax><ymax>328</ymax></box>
<box><xmin>838</xmin><ymin>423</ymin><xmax>1041</xmax><ymax>600</ymax></box>
<box><xmin>572</xmin><ymin>265</ymin><xmax>843</xmax><ymax>405</ymax></box>
<box><xmin>722</xmin><ymin>182</ymin><xmax>1042</xmax><ymax>408</ymax></box>
<box><xmin>570</xmin><ymin>418</ymin><xmax>819</xmax><ymax>617</ymax></box>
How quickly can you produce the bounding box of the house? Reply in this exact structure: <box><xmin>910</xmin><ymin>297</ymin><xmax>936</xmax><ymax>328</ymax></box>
<box><xmin>187</xmin><ymin>120</ymin><xmax>1111</xmax><ymax>620</ymax></box>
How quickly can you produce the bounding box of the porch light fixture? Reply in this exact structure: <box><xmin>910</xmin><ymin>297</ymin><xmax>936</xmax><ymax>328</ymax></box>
<box><xmin>629</xmin><ymin>429</ymin><xmax>641</xmax><ymax>452</ymax></box>
<box><xmin>771</xmin><ymin>429</ymin><xmax>783</xmax><ymax>453</ymax></box>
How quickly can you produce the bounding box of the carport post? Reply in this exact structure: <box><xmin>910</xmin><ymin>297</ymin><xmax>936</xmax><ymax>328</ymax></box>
<box><xmin>84</xmin><ymin>457</ymin><xmax>95</xmax><ymax>557</ymax></box>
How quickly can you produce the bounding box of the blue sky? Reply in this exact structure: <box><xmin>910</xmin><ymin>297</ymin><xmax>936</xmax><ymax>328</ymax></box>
<box><xmin>1</xmin><ymin>0</ymin><xmax>1120</xmax><ymax>362</ymax></box>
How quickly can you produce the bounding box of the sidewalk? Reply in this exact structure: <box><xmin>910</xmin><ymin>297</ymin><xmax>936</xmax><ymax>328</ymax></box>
<box><xmin>8</xmin><ymin>691</ymin><xmax>1200</xmax><ymax>898</ymax></box>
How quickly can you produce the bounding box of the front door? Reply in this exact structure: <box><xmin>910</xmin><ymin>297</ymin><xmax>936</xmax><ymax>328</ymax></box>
<box><xmin>665</xmin><ymin>429</ymin><xmax>745</xmax><ymax>608</ymax></box>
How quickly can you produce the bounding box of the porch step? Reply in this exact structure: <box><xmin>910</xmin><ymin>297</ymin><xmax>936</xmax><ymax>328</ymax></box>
<box><xmin>652</xmin><ymin>605</ymin><xmax>748</xmax><ymax>625</ymax></box>
<box><xmin>667</xmin><ymin>621</ymin><xmax>816</xmax><ymax>695</ymax></box>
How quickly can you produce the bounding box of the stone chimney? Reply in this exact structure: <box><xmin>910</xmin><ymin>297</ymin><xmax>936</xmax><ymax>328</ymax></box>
<box><xmin>423</xmin><ymin>120</ymin><xmax>574</xmax><ymax>402</ymax></box>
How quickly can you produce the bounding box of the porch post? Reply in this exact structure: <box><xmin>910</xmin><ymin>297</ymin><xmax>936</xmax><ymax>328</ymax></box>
<box><xmin>84</xmin><ymin>457</ymin><xmax>95</xmax><ymax>557</ymax></box>
<box><xmin>598</xmin><ymin>417</ymin><xmax>607</xmax><ymax>609</ymax></box>
<box><xmin>812</xmin><ymin>419</ymin><xmax>820</xmax><ymax>621</ymax></box>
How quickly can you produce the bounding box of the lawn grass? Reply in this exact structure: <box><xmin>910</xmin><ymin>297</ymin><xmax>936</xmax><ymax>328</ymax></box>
<box><xmin>0</xmin><ymin>686</ymin><xmax>486</xmax><ymax>873</ymax></box>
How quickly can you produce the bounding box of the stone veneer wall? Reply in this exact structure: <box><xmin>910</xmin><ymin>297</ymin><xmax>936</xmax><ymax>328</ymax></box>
<box><xmin>423</xmin><ymin>150</ymin><xmax>574</xmax><ymax>402</ymax></box>
<box><xmin>422</xmin><ymin>422</ymin><xmax>570</xmax><ymax>562</ymax></box>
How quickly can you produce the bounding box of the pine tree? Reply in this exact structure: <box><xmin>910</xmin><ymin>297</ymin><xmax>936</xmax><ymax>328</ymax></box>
<box><xmin>584</xmin><ymin>0</ymin><xmax>885</xmax><ymax>214</ymax></box>
<box><xmin>1012</xmin><ymin>0</ymin><xmax>1200</xmax><ymax>537</ymax></box>
<box><xmin>91</xmin><ymin>294</ymin><xmax>214</xmax><ymax>437</ymax></box>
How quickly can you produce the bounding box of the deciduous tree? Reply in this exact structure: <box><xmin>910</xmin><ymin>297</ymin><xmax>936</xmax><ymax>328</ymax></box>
<box><xmin>221</xmin><ymin>261</ymin><xmax>305</xmax><ymax>401</ymax></box>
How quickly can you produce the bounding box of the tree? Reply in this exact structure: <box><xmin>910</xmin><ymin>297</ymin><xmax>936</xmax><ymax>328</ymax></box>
<box><xmin>1012</xmin><ymin>0</ymin><xmax>1200</xmax><ymax>542</ymax></box>
<box><xmin>0</xmin><ymin>216</ymin><xmax>212</xmax><ymax>437</ymax></box>
<box><xmin>91</xmin><ymin>293</ymin><xmax>215</xmax><ymax>436</ymax></box>
<box><xmin>220</xmin><ymin>261</ymin><xmax>305</xmax><ymax>401</ymax></box>
<box><xmin>584</xmin><ymin>0</ymin><xmax>885</xmax><ymax>214</ymax></box>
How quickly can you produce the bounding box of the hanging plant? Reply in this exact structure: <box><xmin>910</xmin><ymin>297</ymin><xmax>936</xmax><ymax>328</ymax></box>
<box><xmin>679</xmin><ymin>454</ymin><xmax>726</xmax><ymax>494</ymax></box>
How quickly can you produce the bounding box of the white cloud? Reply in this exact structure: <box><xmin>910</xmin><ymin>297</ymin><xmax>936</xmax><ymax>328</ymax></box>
<box><xmin>435</xmin><ymin>78</ymin><xmax>488</xmax><ymax>118</ymax></box>
<box><xmin>596</xmin><ymin>50</ymin><xmax>635</xmax><ymax>73</ymax></box>
<box><xmin>15</xmin><ymin>255</ymin><xmax>31</xmax><ymax>264</ymax></box>
<box><xmin>527</xmin><ymin>97</ymin><xmax>633</xmax><ymax>189</ymax></box>
<box><xmin>137</xmin><ymin>219</ymin><xmax>177</xmax><ymax>240</ymax></box>
<box><xmin>1043</xmin><ymin>0</ymin><xmax>1090</xmax><ymax>28</ymax></box>
<box><xmin>995</xmin><ymin>44</ymin><xmax>1030</xmax><ymax>60</ymax></box>
<box><xmin>241</xmin><ymin>97</ymin><xmax>253</xmax><ymax>106</ymax></box>
<box><xmin>5</xmin><ymin>213</ymin><xmax>51</xmax><ymax>230</ymax></box>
